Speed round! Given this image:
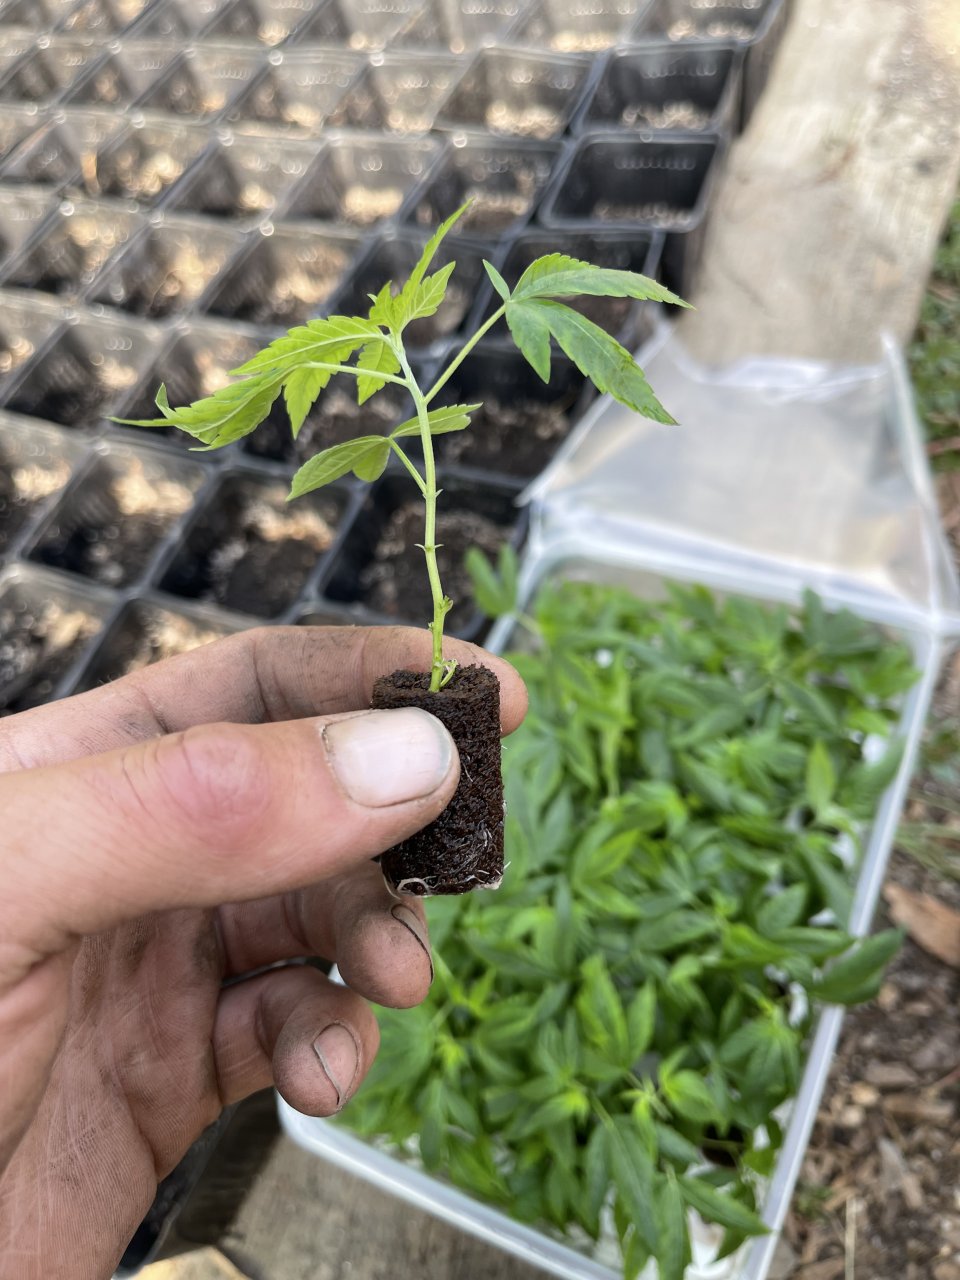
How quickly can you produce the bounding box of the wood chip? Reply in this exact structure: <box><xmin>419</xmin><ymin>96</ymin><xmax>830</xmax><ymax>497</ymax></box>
<box><xmin>865</xmin><ymin>1060</ymin><xmax>920</xmax><ymax>1089</ymax></box>
<box><xmin>883</xmin><ymin>1093</ymin><xmax>955</xmax><ymax>1124</ymax></box>
<box><xmin>795</xmin><ymin>1258</ymin><xmax>846</xmax><ymax>1280</ymax></box>
<box><xmin>883</xmin><ymin>883</ymin><xmax>960</xmax><ymax>968</ymax></box>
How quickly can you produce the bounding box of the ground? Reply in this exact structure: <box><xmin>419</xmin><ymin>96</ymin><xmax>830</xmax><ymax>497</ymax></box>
<box><xmin>142</xmin><ymin>0</ymin><xmax>960</xmax><ymax>1276</ymax></box>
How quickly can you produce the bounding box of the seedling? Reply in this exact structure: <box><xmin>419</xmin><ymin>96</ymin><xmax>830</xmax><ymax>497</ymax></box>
<box><xmin>116</xmin><ymin>201</ymin><xmax>686</xmax><ymax>688</ymax></box>
<box><xmin>117</xmin><ymin>202</ymin><xmax>687</xmax><ymax>893</ymax></box>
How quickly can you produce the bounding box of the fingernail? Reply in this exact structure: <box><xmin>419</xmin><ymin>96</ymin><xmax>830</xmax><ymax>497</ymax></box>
<box><xmin>313</xmin><ymin>1023</ymin><xmax>360</xmax><ymax>1111</ymax></box>
<box><xmin>322</xmin><ymin>708</ymin><xmax>455</xmax><ymax>808</ymax></box>
<box><xmin>391</xmin><ymin>903</ymin><xmax>434</xmax><ymax>985</ymax></box>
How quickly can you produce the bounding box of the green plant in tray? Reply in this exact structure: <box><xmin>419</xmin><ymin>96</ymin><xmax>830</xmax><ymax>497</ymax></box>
<box><xmin>344</xmin><ymin>579</ymin><xmax>916</xmax><ymax>1280</ymax></box>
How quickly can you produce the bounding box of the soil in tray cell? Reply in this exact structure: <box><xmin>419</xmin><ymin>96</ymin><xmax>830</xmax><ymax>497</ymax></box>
<box><xmin>31</xmin><ymin>454</ymin><xmax>200</xmax><ymax>589</ymax></box>
<box><xmin>0</xmin><ymin>436</ymin><xmax>75</xmax><ymax>556</ymax></box>
<box><xmin>244</xmin><ymin>380</ymin><xmax>410</xmax><ymax>465</ymax></box>
<box><xmin>0</xmin><ymin>591</ymin><xmax>101</xmax><ymax>714</ymax></box>
<box><xmin>362</xmin><ymin>503</ymin><xmax>504</xmax><ymax>631</ymax></box>
<box><xmin>438</xmin><ymin>394</ymin><xmax>577</xmax><ymax>478</ymax></box>
<box><xmin>327</xmin><ymin>476</ymin><xmax>516</xmax><ymax>634</ymax></box>
<box><xmin>202</xmin><ymin>227</ymin><xmax>358</xmax><ymax>327</ymax></box>
<box><xmin>160</xmin><ymin>474</ymin><xmax>347</xmax><ymax>618</ymax></box>
<box><xmin>77</xmin><ymin>599</ymin><xmax>236</xmax><ymax>688</ymax></box>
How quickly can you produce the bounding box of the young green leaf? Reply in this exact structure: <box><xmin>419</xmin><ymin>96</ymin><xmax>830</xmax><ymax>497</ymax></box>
<box><xmin>114</xmin><ymin>371</ymin><xmax>284</xmax><ymax>450</ymax></box>
<box><xmin>466</xmin><ymin>544</ymin><xmax>520</xmax><ymax>619</ymax></box>
<box><xmin>678</xmin><ymin>1176</ymin><xmax>767</xmax><ymax>1237</ymax></box>
<box><xmin>289</xmin><ymin>436</ymin><xmax>391</xmax><ymax>497</ymax></box>
<box><xmin>355</xmin><ymin>338</ymin><xmax>402</xmax><ymax>404</ymax></box>
<box><xmin>392</xmin><ymin>202</ymin><xmax>471</xmax><ymax>322</ymax></box>
<box><xmin>390</xmin><ymin>403</ymin><xmax>479</xmax><ymax>440</ymax></box>
<box><xmin>813</xmin><ymin>929</ymin><xmax>903</xmax><ymax>1004</ymax></box>
<box><xmin>656</xmin><ymin>1174</ymin><xmax>690</xmax><ymax>1280</ymax></box>
<box><xmin>230</xmin><ymin>315</ymin><xmax>383</xmax><ymax>378</ymax></box>
<box><xmin>284</xmin><ymin>366</ymin><xmax>329</xmax><ymax>436</ymax></box>
<box><xmin>505</xmin><ymin>297</ymin><xmax>553</xmax><ymax>382</ymax></box>
<box><xmin>507</xmin><ymin>299</ymin><xmax>676</xmax><ymax>424</ymax></box>
<box><xmin>511</xmin><ymin>254</ymin><xmax>689</xmax><ymax>308</ymax></box>
<box><xmin>396</xmin><ymin>261</ymin><xmax>457</xmax><ymax>329</ymax></box>
<box><xmin>805</xmin><ymin>741</ymin><xmax>836</xmax><ymax>816</ymax></box>
<box><xmin>483</xmin><ymin>259</ymin><xmax>510</xmax><ymax>302</ymax></box>
<box><xmin>608</xmin><ymin>1118</ymin><xmax>659</xmax><ymax>1254</ymax></box>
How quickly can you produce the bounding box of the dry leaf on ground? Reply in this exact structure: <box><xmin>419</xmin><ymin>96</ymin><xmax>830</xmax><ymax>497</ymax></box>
<box><xmin>883</xmin><ymin>883</ymin><xmax>960</xmax><ymax>967</ymax></box>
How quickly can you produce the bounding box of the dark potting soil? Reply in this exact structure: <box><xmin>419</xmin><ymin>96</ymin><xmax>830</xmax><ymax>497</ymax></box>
<box><xmin>172</xmin><ymin>495</ymin><xmax>342</xmax><ymax>617</ymax></box>
<box><xmin>358</xmin><ymin>501</ymin><xmax>505</xmax><ymax>631</ymax></box>
<box><xmin>245</xmin><ymin>385</ymin><xmax>408</xmax><ymax>464</ymax></box>
<box><xmin>0</xmin><ymin>449</ymin><xmax>72</xmax><ymax>554</ymax></box>
<box><xmin>89</xmin><ymin>609</ymin><xmax>229</xmax><ymax>686</ymax></box>
<box><xmin>34</xmin><ymin>461</ymin><xmax>194</xmax><ymax>588</ymax></box>
<box><xmin>371</xmin><ymin>664</ymin><xmax>504</xmax><ymax>895</ymax></box>
<box><xmin>0</xmin><ymin>597</ymin><xmax>99</xmax><ymax>714</ymax></box>
<box><xmin>439</xmin><ymin>394</ymin><xmax>577</xmax><ymax>478</ymax></box>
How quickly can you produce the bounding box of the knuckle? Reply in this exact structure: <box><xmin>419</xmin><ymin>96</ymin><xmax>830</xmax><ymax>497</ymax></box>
<box><xmin>151</xmin><ymin>723</ymin><xmax>274</xmax><ymax>841</ymax></box>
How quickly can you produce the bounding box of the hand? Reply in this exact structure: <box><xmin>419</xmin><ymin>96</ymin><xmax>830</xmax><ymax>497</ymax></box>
<box><xmin>0</xmin><ymin>625</ymin><xmax>526</xmax><ymax>1280</ymax></box>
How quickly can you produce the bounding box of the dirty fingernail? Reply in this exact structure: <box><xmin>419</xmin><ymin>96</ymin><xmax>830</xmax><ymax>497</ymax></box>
<box><xmin>313</xmin><ymin>1023</ymin><xmax>360</xmax><ymax>1110</ymax></box>
<box><xmin>391</xmin><ymin>903</ymin><xmax>434</xmax><ymax>984</ymax></box>
<box><xmin>322</xmin><ymin>708</ymin><xmax>455</xmax><ymax>808</ymax></box>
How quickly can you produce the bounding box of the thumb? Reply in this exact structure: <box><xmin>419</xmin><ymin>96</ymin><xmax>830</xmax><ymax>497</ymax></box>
<box><xmin>1</xmin><ymin>708</ymin><xmax>458</xmax><ymax>966</ymax></box>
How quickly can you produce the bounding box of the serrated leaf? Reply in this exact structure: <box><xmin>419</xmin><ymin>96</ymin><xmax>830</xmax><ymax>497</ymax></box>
<box><xmin>512</xmin><ymin>253</ymin><xmax>689</xmax><ymax>308</ymax></box>
<box><xmin>756</xmin><ymin>885</ymin><xmax>808</xmax><ymax>937</ymax></box>
<box><xmin>356</xmin><ymin>338</ymin><xmax>402</xmax><ymax>404</ymax></box>
<box><xmin>661</xmin><ymin>1070</ymin><xmax>718</xmax><ymax>1125</ymax></box>
<box><xmin>813</xmin><ymin>929</ymin><xmax>903</xmax><ymax>1004</ymax></box>
<box><xmin>369</xmin><ymin>280</ymin><xmax>397</xmax><ymax>328</ymax></box>
<box><xmin>289</xmin><ymin>436</ymin><xmax>390</xmax><ymax>497</ymax></box>
<box><xmin>284</xmin><ymin>365</ymin><xmax>329</xmax><ymax>436</ymax></box>
<box><xmin>806</xmin><ymin>741</ymin><xmax>836</xmax><ymax>816</ymax></box>
<box><xmin>510</xmin><ymin>300</ymin><xmax>675</xmax><ymax>423</ymax></box>
<box><xmin>115</xmin><ymin>369</ymin><xmax>284</xmax><ymax>450</ymax></box>
<box><xmin>678</xmin><ymin>1176</ymin><xmax>767</xmax><ymax>1236</ymax></box>
<box><xmin>626</xmin><ymin>983</ymin><xmax>656</xmax><ymax>1058</ymax></box>
<box><xmin>505</xmin><ymin>297</ymin><xmax>552</xmax><ymax>381</ymax></box>
<box><xmin>390</xmin><ymin>403</ymin><xmax>479</xmax><ymax>440</ymax></box>
<box><xmin>608</xmin><ymin>1118</ymin><xmax>659</xmax><ymax>1254</ymax></box>
<box><xmin>393</xmin><ymin>203</ymin><xmax>471</xmax><ymax>321</ymax></box>
<box><xmin>582</xmin><ymin>1123</ymin><xmax>610</xmax><ymax>1237</ymax></box>
<box><xmin>396</xmin><ymin>261</ymin><xmax>456</xmax><ymax>329</ymax></box>
<box><xmin>483</xmin><ymin>258</ymin><xmax>510</xmax><ymax>301</ymax></box>
<box><xmin>230</xmin><ymin>315</ymin><xmax>382</xmax><ymax>377</ymax></box>
<box><xmin>656</xmin><ymin>1174</ymin><xmax>689</xmax><ymax>1280</ymax></box>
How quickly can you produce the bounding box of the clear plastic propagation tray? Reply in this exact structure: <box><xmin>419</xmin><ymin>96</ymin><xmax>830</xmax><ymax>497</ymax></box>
<box><xmin>280</xmin><ymin>326</ymin><xmax>960</xmax><ymax>1280</ymax></box>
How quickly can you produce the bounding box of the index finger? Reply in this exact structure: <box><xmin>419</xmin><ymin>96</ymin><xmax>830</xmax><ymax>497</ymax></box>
<box><xmin>0</xmin><ymin>625</ymin><xmax>528</xmax><ymax>772</ymax></box>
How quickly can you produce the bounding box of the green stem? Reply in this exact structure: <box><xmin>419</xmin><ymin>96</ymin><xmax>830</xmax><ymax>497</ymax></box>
<box><xmin>423</xmin><ymin>306</ymin><xmax>506</xmax><ymax>405</ymax></box>
<box><xmin>389</xmin><ymin>439</ymin><xmax>428</xmax><ymax>495</ymax></box>
<box><xmin>300</xmin><ymin>361</ymin><xmax>409</xmax><ymax>388</ymax></box>
<box><xmin>395</xmin><ymin>343</ymin><xmax>449</xmax><ymax>693</ymax></box>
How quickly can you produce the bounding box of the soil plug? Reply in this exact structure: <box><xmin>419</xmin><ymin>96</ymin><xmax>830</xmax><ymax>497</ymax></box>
<box><xmin>115</xmin><ymin>201</ymin><xmax>687</xmax><ymax>894</ymax></box>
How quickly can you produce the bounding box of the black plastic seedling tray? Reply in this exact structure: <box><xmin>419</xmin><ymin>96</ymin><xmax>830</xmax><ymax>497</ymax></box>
<box><xmin>132</xmin><ymin>44</ymin><xmax>265</xmax><ymax>121</ymax></box>
<box><xmin>317</xmin><ymin>469</ymin><xmax>525</xmax><ymax>642</ymax></box>
<box><xmin>328</xmin><ymin>52</ymin><xmax>462</xmax><ymax>132</ymax></box>
<box><xmin>573</xmin><ymin>40</ymin><xmax>743</xmax><ymax>136</ymax></box>
<box><xmin>389</xmin><ymin>0</ymin><xmax>524</xmax><ymax>54</ymax></box>
<box><xmin>402</xmin><ymin>132</ymin><xmax>561</xmax><ymax>238</ymax></box>
<box><xmin>330</xmin><ymin>227</ymin><xmax>491</xmax><ymax>354</ymax></box>
<box><xmin>161</xmin><ymin>133</ymin><xmax>321</xmax><ymax>220</ymax></box>
<box><xmin>221</xmin><ymin>49</ymin><xmax>363</xmax><ymax>136</ymax></box>
<box><xmin>85</xmin><ymin>214</ymin><xmax>249</xmax><ymax>317</ymax></box>
<box><xmin>471</xmin><ymin>225</ymin><xmax>664</xmax><ymax>349</ymax></box>
<box><xmin>277</xmin><ymin>132</ymin><xmax>442</xmax><ymax>228</ymax></box>
<box><xmin>2</xmin><ymin>197</ymin><xmax>145</xmax><ymax>296</ymax></box>
<box><xmin>632</xmin><ymin>0</ymin><xmax>791</xmax><ymax>125</ymax></box>
<box><xmin>539</xmin><ymin>130</ymin><xmax>722</xmax><ymax>294</ymax></box>
<box><xmin>506</xmin><ymin>0</ymin><xmax>653</xmax><ymax>53</ymax></box>
<box><xmin>435</xmin><ymin>47</ymin><xmax>591</xmax><ymax>140</ymax></box>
